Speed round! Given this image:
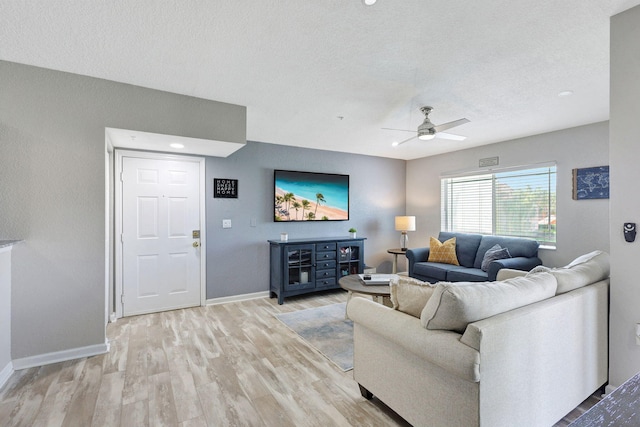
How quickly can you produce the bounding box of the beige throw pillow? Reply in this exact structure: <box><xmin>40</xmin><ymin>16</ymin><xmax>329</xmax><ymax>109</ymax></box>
<box><xmin>420</xmin><ymin>272</ymin><xmax>558</xmax><ymax>333</ymax></box>
<box><xmin>567</xmin><ymin>250</ymin><xmax>604</xmax><ymax>267</ymax></box>
<box><xmin>427</xmin><ymin>237</ymin><xmax>460</xmax><ymax>266</ymax></box>
<box><xmin>528</xmin><ymin>251</ymin><xmax>609</xmax><ymax>294</ymax></box>
<box><xmin>390</xmin><ymin>276</ymin><xmax>437</xmax><ymax>318</ymax></box>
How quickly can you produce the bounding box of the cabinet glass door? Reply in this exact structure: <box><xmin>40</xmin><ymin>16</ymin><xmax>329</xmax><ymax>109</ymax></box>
<box><xmin>285</xmin><ymin>245</ymin><xmax>315</xmax><ymax>291</ymax></box>
<box><xmin>337</xmin><ymin>241</ymin><xmax>362</xmax><ymax>277</ymax></box>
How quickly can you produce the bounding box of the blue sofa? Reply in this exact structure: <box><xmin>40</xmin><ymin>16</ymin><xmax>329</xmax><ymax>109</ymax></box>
<box><xmin>406</xmin><ymin>232</ymin><xmax>542</xmax><ymax>283</ymax></box>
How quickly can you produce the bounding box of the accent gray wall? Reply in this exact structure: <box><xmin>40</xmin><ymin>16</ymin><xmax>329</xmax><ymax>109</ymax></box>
<box><xmin>0</xmin><ymin>61</ymin><xmax>246</xmax><ymax>359</ymax></box>
<box><xmin>205</xmin><ymin>141</ymin><xmax>406</xmax><ymax>299</ymax></box>
<box><xmin>610</xmin><ymin>4</ymin><xmax>640</xmax><ymax>389</ymax></box>
<box><xmin>406</xmin><ymin>121</ymin><xmax>610</xmax><ymax>267</ymax></box>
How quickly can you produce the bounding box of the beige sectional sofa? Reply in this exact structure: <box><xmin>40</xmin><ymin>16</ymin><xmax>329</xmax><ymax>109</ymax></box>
<box><xmin>347</xmin><ymin>251</ymin><xmax>610</xmax><ymax>427</ymax></box>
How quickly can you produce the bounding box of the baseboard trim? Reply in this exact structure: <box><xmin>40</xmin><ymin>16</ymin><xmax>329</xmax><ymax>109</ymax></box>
<box><xmin>605</xmin><ymin>383</ymin><xmax>618</xmax><ymax>395</ymax></box>
<box><xmin>0</xmin><ymin>361</ymin><xmax>14</xmax><ymax>389</ymax></box>
<box><xmin>12</xmin><ymin>341</ymin><xmax>110</xmax><ymax>371</ymax></box>
<box><xmin>206</xmin><ymin>291</ymin><xmax>269</xmax><ymax>306</ymax></box>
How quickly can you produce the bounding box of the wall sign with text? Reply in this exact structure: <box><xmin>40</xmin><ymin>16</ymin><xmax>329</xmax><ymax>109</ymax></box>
<box><xmin>214</xmin><ymin>178</ymin><xmax>238</xmax><ymax>198</ymax></box>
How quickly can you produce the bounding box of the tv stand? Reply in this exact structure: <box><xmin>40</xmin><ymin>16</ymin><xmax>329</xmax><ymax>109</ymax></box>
<box><xmin>268</xmin><ymin>236</ymin><xmax>366</xmax><ymax>304</ymax></box>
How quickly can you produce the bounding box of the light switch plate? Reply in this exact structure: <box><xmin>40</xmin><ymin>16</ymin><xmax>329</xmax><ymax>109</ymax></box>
<box><xmin>222</xmin><ymin>219</ymin><xmax>232</xmax><ymax>228</ymax></box>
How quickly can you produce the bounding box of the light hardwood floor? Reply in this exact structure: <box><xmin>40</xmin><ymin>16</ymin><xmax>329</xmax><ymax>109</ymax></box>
<box><xmin>0</xmin><ymin>290</ymin><xmax>600</xmax><ymax>426</ymax></box>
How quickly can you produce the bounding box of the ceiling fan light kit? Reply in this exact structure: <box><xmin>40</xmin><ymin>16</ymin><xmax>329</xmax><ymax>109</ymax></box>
<box><xmin>418</xmin><ymin>131</ymin><xmax>435</xmax><ymax>140</ymax></box>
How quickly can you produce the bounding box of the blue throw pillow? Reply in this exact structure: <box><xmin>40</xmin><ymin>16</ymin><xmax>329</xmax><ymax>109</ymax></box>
<box><xmin>481</xmin><ymin>244</ymin><xmax>512</xmax><ymax>272</ymax></box>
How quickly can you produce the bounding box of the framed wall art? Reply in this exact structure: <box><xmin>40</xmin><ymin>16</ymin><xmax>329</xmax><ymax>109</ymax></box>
<box><xmin>572</xmin><ymin>166</ymin><xmax>609</xmax><ymax>200</ymax></box>
<box><xmin>214</xmin><ymin>178</ymin><xmax>238</xmax><ymax>198</ymax></box>
<box><xmin>274</xmin><ymin>169</ymin><xmax>349</xmax><ymax>222</ymax></box>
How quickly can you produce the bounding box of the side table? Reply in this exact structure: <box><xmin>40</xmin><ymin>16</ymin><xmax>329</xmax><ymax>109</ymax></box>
<box><xmin>387</xmin><ymin>248</ymin><xmax>407</xmax><ymax>274</ymax></box>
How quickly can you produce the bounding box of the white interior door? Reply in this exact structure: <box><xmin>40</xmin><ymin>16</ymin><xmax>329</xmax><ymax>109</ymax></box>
<box><xmin>120</xmin><ymin>154</ymin><xmax>203</xmax><ymax>316</ymax></box>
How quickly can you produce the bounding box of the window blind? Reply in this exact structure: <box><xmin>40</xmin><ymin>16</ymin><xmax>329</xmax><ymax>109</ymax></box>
<box><xmin>441</xmin><ymin>166</ymin><xmax>556</xmax><ymax>244</ymax></box>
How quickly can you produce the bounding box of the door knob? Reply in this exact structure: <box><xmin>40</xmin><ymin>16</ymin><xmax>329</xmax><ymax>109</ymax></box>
<box><xmin>193</xmin><ymin>241</ymin><xmax>200</xmax><ymax>248</ymax></box>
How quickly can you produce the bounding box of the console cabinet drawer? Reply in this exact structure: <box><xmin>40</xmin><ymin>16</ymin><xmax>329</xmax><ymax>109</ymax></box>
<box><xmin>316</xmin><ymin>251</ymin><xmax>336</xmax><ymax>261</ymax></box>
<box><xmin>316</xmin><ymin>277</ymin><xmax>336</xmax><ymax>287</ymax></box>
<box><xmin>316</xmin><ymin>260</ymin><xmax>336</xmax><ymax>270</ymax></box>
<box><xmin>316</xmin><ymin>269</ymin><xmax>336</xmax><ymax>279</ymax></box>
<box><xmin>317</xmin><ymin>242</ymin><xmax>336</xmax><ymax>251</ymax></box>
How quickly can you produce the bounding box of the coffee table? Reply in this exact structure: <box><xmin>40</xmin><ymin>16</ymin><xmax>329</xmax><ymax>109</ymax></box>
<box><xmin>339</xmin><ymin>274</ymin><xmax>394</xmax><ymax>318</ymax></box>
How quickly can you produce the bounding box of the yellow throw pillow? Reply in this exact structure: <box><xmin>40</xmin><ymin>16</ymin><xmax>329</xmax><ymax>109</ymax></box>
<box><xmin>427</xmin><ymin>237</ymin><xmax>460</xmax><ymax>266</ymax></box>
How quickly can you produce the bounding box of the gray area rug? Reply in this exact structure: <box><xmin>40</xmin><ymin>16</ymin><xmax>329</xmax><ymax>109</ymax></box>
<box><xmin>275</xmin><ymin>302</ymin><xmax>353</xmax><ymax>371</ymax></box>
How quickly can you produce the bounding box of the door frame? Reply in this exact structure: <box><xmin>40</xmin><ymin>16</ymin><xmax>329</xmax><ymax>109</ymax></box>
<box><xmin>114</xmin><ymin>149</ymin><xmax>206</xmax><ymax>319</ymax></box>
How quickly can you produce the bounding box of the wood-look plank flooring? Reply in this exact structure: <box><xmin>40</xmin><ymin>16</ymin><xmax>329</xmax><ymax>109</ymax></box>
<box><xmin>0</xmin><ymin>290</ymin><xmax>601</xmax><ymax>426</ymax></box>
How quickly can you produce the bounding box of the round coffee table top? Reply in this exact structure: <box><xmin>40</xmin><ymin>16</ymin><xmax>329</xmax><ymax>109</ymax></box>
<box><xmin>338</xmin><ymin>274</ymin><xmax>392</xmax><ymax>297</ymax></box>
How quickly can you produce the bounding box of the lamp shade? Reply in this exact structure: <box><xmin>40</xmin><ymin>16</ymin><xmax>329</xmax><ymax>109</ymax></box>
<box><xmin>395</xmin><ymin>216</ymin><xmax>416</xmax><ymax>232</ymax></box>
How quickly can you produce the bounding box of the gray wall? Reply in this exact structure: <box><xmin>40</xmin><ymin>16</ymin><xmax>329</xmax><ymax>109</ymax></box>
<box><xmin>610</xmin><ymin>4</ymin><xmax>640</xmax><ymax>389</ymax></box>
<box><xmin>0</xmin><ymin>250</ymin><xmax>11</xmax><ymax>373</ymax></box>
<box><xmin>406</xmin><ymin>121</ymin><xmax>610</xmax><ymax>267</ymax></box>
<box><xmin>205</xmin><ymin>141</ymin><xmax>406</xmax><ymax>299</ymax></box>
<box><xmin>0</xmin><ymin>61</ymin><xmax>246</xmax><ymax>359</ymax></box>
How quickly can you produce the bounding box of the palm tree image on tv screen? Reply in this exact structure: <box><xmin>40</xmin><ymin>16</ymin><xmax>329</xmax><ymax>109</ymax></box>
<box><xmin>274</xmin><ymin>170</ymin><xmax>349</xmax><ymax>222</ymax></box>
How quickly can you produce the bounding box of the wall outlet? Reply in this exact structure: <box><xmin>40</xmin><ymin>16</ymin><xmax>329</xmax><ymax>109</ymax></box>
<box><xmin>222</xmin><ymin>219</ymin><xmax>232</xmax><ymax>228</ymax></box>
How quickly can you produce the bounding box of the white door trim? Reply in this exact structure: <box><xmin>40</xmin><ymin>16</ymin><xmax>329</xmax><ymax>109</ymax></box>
<box><xmin>114</xmin><ymin>149</ymin><xmax>206</xmax><ymax>319</ymax></box>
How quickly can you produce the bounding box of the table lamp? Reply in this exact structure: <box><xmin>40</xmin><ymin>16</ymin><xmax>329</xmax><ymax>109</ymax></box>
<box><xmin>395</xmin><ymin>216</ymin><xmax>416</xmax><ymax>251</ymax></box>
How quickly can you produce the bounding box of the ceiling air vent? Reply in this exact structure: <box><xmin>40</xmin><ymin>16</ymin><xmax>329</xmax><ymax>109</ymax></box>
<box><xmin>479</xmin><ymin>156</ymin><xmax>499</xmax><ymax>168</ymax></box>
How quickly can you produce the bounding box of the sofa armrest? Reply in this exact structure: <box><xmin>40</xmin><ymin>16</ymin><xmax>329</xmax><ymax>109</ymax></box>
<box><xmin>406</xmin><ymin>247</ymin><xmax>430</xmax><ymax>276</ymax></box>
<box><xmin>487</xmin><ymin>256</ymin><xmax>542</xmax><ymax>281</ymax></box>
<box><xmin>459</xmin><ymin>280</ymin><xmax>608</xmax><ymax>427</ymax></box>
<box><xmin>347</xmin><ymin>297</ymin><xmax>480</xmax><ymax>382</ymax></box>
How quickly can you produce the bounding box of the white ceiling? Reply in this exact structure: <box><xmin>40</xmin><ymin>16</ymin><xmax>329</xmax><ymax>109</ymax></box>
<box><xmin>2</xmin><ymin>0</ymin><xmax>639</xmax><ymax>160</ymax></box>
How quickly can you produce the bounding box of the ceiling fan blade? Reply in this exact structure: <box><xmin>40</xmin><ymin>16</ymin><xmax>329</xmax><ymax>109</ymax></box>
<box><xmin>433</xmin><ymin>118</ymin><xmax>470</xmax><ymax>133</ymax></box>
<box><xmin>394</xmin><ymin>135</ymin><xmax>418</xmax><ymax>146</ymax></box>
<box><xmin>381</xmin><ymin>127</ymin><xmax>415</xmax><ymax>133</ymax></box>
<box><xmin>436</xmin><ymin>132</ymin><xmax>467</xmax><ymax>141</ymax></box>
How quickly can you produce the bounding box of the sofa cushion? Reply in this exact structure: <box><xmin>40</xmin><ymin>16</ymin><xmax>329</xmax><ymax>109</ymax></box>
<box><xmin>473</xmin><ymin>235</ymin><xmax>539</xmax><ymax>269</ymax></box>
<box><xmin>414</xmin><ymin>262</ymin><xmax>468</xmax><ymax>282</ymax></box>
<box><xmin>446</xmin><ymin>267</ymin><xmax>488</xmax><ymax>282</ymax></box>
<box><xmin>420</xmin><ymin>272</ymin><xmax>558</xmax><ymax>333</ymax></box>
<box><xmin>528</xmin><ymin>251</ymin><xmax>609</xmax><ymax>294</ymax></box>
<box><xmin>439</xmin><ymin>232</ymin><xmax>482</xmax><ymax>267</ymax></box>
<box><xmin>390</xmin><ymin>276</ymin><xmax>437</xmax><ymax>318</ymax></box>
<box><xmin>481</xmin><ymin>244</ymin><xmax>512</xmax><ymax>272</ymax></box>
<box><xmin>427</xmin><ymin>237</ymin><xmax>460</xmax><ymax>265</ymax></box>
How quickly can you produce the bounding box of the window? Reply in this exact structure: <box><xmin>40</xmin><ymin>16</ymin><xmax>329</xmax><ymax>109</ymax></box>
<box><xmin>441</xmin><ymin>165</ymin><xmax>556</xmax><ymax>245</ymax></box>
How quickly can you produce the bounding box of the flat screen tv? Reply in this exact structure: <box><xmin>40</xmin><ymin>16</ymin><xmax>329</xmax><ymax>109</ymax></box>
<box><xmin>274</xmin><ymin>170</ymin><xmax>349</xmax><ymax>222</ymax></box>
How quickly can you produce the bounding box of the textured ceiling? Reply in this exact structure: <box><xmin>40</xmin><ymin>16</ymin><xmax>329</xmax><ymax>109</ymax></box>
<box><xmin>2</xmin><ymin>0</ymin><xmax>639</xmax><ymax>160</ymax></box>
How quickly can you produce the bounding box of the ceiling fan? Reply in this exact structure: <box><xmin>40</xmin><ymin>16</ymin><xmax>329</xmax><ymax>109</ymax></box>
<box><xmin>383</xmin><ymin>106</ymin><xmax>470</xmax><ymax>146</ymax></box>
